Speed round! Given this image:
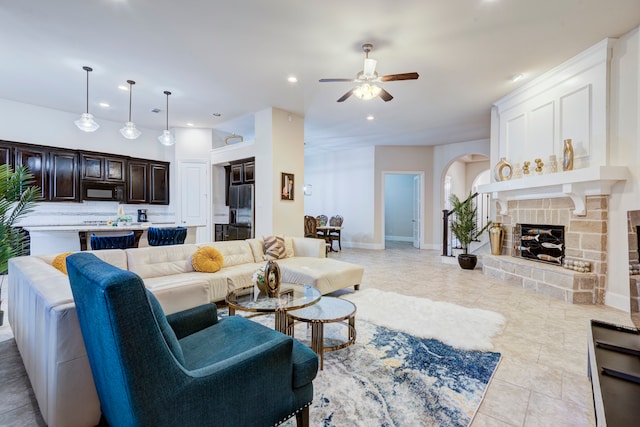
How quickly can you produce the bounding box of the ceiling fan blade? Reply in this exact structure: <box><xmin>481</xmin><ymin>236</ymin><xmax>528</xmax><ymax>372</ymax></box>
<box><xmin>319</xmin><ymin>78</ymin><xmax>356</xmax><ymax>83</ymax></box>
<box><xmin>378</xmin><ymin>88</ymin><xmax>394</xmax><ymax>102</ymax></box>
<box><xmin>379</xmin><ymin>72</ymin><xmax>419</xmax><ymax>82</ymax></box>
<box><xmin>337</xmin><ymin>89</ymin><xmax>355</xmax><ymax>102</ymax></box>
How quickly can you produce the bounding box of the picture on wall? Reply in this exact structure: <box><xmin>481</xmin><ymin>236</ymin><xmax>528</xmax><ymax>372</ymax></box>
<box><xmin>281</xmin><ymin>172</ymin><xmax>294</xmax><ymax>200</ymax></box>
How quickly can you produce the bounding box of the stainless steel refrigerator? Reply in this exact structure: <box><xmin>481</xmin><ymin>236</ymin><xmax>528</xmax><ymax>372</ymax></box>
<box><xmin>228</xmin><ymin>184</ymin><xmax>254</xmax><ymax>240</ymax></box>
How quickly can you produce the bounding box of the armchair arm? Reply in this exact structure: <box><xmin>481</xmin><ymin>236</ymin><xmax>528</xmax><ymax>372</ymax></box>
<box><xmin>167</xmin><ymin>303</ymin><xmax>219</xmax><ymax>339</ymax></box>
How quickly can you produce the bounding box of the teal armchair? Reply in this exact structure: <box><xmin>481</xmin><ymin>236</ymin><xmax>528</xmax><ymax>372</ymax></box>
<box><xmin>66</xmin><ymin>253</ymin><xmax>318</xmax><ymax>427</ymax></box>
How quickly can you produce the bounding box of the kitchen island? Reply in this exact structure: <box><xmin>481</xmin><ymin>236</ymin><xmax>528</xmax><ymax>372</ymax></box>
<box><xmin>22</xmin><ymin>223</ymin><xmax>199</xmax><ymax>255</ymax></box>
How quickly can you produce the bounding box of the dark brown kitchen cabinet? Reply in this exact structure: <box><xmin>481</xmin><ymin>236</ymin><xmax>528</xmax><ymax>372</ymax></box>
<box><xmin>150</xmin><ymin>162</ymin><xmax>169</xmax><ymax>205</ymax></box>
<box><xmin>49</xmin><ymin>150</ymin><xmax>79</xmax><ymax>202</ymax></box>
<box><xmin>81</xmin><ymin>153</ymin><xmax>125</xmax><ymax>182</ymax></box>
<box><xmin>15</xmin><ymin>145</ymin><xmax>47</xmax><ymax>199</ymax></box>
<box><xmin>0</xmin><ymin>141</ymin><xmax>13</xmax><ymax>166</ymax></box>
<box><xmin>127</xmin><ymin>161</ymin><xmax>148</xmax><ymax>203</ymax></box>
<box><xmin>126</xmin><ymin>160</ymin><xmax>170</xmax><ymax>204</ymax></box>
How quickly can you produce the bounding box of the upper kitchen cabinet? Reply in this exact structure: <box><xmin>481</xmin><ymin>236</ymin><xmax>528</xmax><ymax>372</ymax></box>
<box><xmin>149</xmin><ymin>162</ymin><xmax>169</xmax><ymax>205</ymax></box>
<box><xmin>127</xmin><ymin>160</ymin><xmax>148</xmax><ymax>203</ymax></box>
<box><xmin>81</xmin><ymin>153</ymin><xmax>126</xmax><ymax>182</ymax></box>
<box><xmin>14</xmin><ymin>145</ymin><xmax>47</xmax><ymax>200</ymax></box>
<box><xmin>0</xmin><ymin>141</ymin><xmax>13</xmax><ymax>166</ymax></box>
<box><xmin>48</xmin><ymin>149</ymin><xmax>79</xmax><ymax>202</ymax></box>
<box><xmin>127</xmin><ymin>160</ymin><xmax>170</xmax><ymax>205</ymax></box>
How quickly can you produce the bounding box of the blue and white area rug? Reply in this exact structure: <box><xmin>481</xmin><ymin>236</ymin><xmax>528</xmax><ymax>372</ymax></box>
<box><xmin>283</xmin><ymin>319</ymin><xmax>502</xmax><ymax>427</ymax></box>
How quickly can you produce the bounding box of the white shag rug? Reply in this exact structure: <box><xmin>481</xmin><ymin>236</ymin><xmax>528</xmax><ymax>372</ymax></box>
<box><xmin>342</xmin><ymin>288</ymin><xmax>506</xmax><ymax>351</ymax></box>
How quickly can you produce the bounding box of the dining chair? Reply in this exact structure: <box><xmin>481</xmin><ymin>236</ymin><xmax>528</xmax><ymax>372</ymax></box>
<box><xmin>304</xmin><ymin>215</ymin><xmax>331</xmax><ymax>255</ymax></box>
<box><xmin>328</xmin><ymin>215</ymin><xmax>343</xmax><ymax>251</ymax></box>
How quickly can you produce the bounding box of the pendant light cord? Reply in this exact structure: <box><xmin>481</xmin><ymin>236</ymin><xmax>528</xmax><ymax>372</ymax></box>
<box><xmin>82</xmin><ymin>66</ymin><xmax>92</xmax><ymax>114</ymax></box>
<box><xmin>164</xmin><ymin>91</ymin><xmax>171</xmax><ymax>131</ymax></box>
<box><xmin>127</xmin><ymin>80</ymin><xmax>135</xmax><ymax>122</ymax></box>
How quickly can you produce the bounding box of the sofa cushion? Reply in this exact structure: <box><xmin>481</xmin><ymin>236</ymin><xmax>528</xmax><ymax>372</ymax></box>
<box><xmin>197</xmin><ymin>241</ymin><xmax>256</xmax><ymax>267</ymax></box>
<box><xmin>278</xmin><ymin>257</ymin><xmax>364</xmax><ymax>295</ymax></box>
<box><xmin>263</xmin><ymin>235</ymin><xmax>286</xmax><ymax>260</ymax></box>
<box><xmin>126</xmin><ymin>245</ymin><xmax>198</xmax><ymax>279</ymax></box>
<box><xmin>52</xmin><ymin>252</ymin><xmax>73</xmax><ymax>274</ymax></box>
<box><xmin>192</xmin><ymin>246</ymin><xmax>224</xmax><ymax>272</ymax></box>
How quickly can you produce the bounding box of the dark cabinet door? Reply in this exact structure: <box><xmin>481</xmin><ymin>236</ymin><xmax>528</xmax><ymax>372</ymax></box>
<box><xmin>105</xmin><ymin>157</ymin><xmax>125</xmax><ymax>182</ymax></box>
<box><xmin>15</xmin><ymin>146</ymin><xmax>47</xmax><ymax>199</ymax></box>
<box><xmin>127</xmin><ymin>161</ymin><xmax>148</xmax><ymax>203</ymax></box>
<box><xmin>0</xmin><ymin>141</ymin><xmax>13</xmax><ymax>166</ymax></box>
<box><xmin>81</xmin><ymin>154</ymin><xmax>103</xmax><ymax>180</ymax></box>
<box><xmin>49</xmin><ymin>150</ymin><xmax>79</xmax><ymax>202</ymax></box>
<box><xmin>149</xmin><ymin>162</ymin><xmax>169</xmax><ymax>205</ymax></box>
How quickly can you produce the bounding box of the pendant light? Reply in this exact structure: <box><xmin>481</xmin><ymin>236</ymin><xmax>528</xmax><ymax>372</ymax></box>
<box><xmin>120</xmin><ymin>80</ymin><xmax>141</xmax><ymax>139</ymax></box>
<box><xmin>74</xmin><ymin>66</ymin><xmax>100</xmax><ymax>132</ymax></box>
<box><xmin>158</xmin><ymin>90</ymin><xmax>175</xmax><ymax>146</ymax></box>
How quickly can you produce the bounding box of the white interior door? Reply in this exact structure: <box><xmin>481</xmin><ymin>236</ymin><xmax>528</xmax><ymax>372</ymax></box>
<box><xmin>412</xmin><ymin>175</ymin><xmax>421</xmax><ymax>248</ymax></box>
<box><xmin>179</xmin><ymin>160</ymin><xmax>210</xmax><ymax>242</ymax></box>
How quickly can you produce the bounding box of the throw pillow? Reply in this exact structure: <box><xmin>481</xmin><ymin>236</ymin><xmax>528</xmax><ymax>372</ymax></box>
<box><xmin>192</xmin><ymin>246</ymin><xmax>224</xmax><ymax>273</ymax></box>
<box><xmin>284</xmin><ymin>236</ymin><xmax>294</xmax><ymax>258</ymax></box>
<box><xmin>263</xmin><ymin>235</ymin><xmax>286</xmax><ymax>260</ymax></box>
<box><xmin>52</xmin><ymin>252</ymin><xmax>74</xmax><ymax>275</ymax></box>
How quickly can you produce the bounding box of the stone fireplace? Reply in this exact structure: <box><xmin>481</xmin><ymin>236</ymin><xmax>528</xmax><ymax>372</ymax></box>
<box><xmin>482</xmin><ymin>196</ymin><xmax>608</xmax><ymax>304</ymax></box>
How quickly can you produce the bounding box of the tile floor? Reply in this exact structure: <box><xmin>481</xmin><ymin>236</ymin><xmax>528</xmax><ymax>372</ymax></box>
<box><xmin>0</xmin><ymin>243</ymin><xmax>632</xmax><ymax>426</ymax></box>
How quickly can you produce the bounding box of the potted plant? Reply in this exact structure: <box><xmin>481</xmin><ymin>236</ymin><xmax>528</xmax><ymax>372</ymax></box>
<box><xmin>0</xmin><ymin>164</ymin><xmax>41</xmax><ymax>325</ymax></box>
<box><xmin>449</xmin><ymin>191</ymin><xmax>491</xmax><ymax>270</ymax></box>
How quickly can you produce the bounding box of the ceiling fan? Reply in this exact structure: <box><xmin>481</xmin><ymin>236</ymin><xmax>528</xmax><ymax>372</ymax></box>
<box><xmin>319</xmin><ymin>43</ymin><xmax>419</xmax><ymax>102</ymax></box>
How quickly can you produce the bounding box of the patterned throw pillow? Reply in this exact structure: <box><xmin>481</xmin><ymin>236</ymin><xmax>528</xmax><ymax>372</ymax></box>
<box><xmin>263</xmin><ymin>235</ymin><xmax>286</xmax><ymax>260</ymax></box>
<box><xmin>192</xmin><ymin>246</ymin><xmax>224</xmax><ymax>272</ymax></box>
<box><xmin>52</xmin><ymin>252</ymin><xmax>74</xmax><ymax>275</ymax></box>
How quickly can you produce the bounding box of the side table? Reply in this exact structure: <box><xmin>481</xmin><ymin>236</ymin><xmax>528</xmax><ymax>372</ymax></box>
<box><xmin>287</xmin><ymin>297</ymin><xmax>356</xmax><ymax>369</ymax></box>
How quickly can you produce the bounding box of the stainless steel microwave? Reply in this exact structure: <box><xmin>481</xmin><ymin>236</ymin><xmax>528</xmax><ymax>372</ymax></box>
<box><xmin>81</xmin><ymin>181</ymin><xmax>125</xmax><ymax>201</ymax></box>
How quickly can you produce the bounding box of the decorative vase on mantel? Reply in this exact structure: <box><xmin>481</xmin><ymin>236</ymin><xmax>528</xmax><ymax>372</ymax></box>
<box><xmin>493</xmin><ymin>157</ymin><xmax>513</xmax><ymax>181</ymax></box>
<box><xmin>563</xmin><ymin>139</ymin><xmax>574</xmax><ymax>171</ymax></box>
<box><xmin>489</xmin><ymin>223</ymin><xmax>505</xmax><ymax>255</ymax></box>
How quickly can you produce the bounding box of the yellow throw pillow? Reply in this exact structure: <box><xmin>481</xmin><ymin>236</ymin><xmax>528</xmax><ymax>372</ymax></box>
<box><xmin>263</xmin><ymin>235</ymin><xmax>286</xmax><ymax>260</ymax></box>
<box><xmin>52</xmin><ymin>252</ymin><xmax>74</xmax><ymax>275</ymax></box>
<box><xmin>192</xmin><ymin>246</ymin><xmax>224</xmax><ymax>273</ymax></box>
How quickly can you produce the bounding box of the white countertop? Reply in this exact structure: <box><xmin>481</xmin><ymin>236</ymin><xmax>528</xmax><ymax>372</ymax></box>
<box><xmin>22</xmin><ymin>223</ymin><xmax>171</xmax><ymax>232</ymax></box>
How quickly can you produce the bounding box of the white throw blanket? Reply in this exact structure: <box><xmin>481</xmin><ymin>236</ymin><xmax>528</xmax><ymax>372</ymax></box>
<box><xmin>342</xmin><ymin>288</ymin><xmax>506</xmax><ymax>351</ymax></box>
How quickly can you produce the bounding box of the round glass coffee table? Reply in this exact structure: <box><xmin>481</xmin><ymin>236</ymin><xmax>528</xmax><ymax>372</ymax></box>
<box><xmin>226</xmin><ymin>283</ymin><xmax>321</xmax><ymax>333</ymax></box>
<box><xmin>286</xmin><ymin>297</ymin><xmax>356</xmax><ymax>370</ymax></box>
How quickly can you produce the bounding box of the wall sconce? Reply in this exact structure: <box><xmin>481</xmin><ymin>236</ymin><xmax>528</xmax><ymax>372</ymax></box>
<box><xmin>303</xmin><ymin>184</ymin><xmax>312</xmax><ymax>196</ymax></box>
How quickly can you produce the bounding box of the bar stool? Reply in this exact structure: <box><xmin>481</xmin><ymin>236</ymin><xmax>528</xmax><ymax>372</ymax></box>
<box><xmin>90</xmin><ymin>232</ymin><xmax>136</xmax><ymax>250</ymax></box>
<box><xmin>147</xmin><ymin>226</ymin><xmax>187</xmax><ymax>246</ymax></box>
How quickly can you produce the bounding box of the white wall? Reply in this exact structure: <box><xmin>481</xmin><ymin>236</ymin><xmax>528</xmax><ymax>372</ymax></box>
<box><xmin>607</xmin><ymin>26</ymin><xmax>640</xmax><ymax>310</ymax></box>
<box><xmin>0</xmin><ymin>98</ymin><xmax>176</xmax><ymax>225</ymax></box>
<box><xmin>432</xmin><ymin>139</ymin><xmax>491</xmax><ymax>250</ymax></box>
<box><xmin>384</xmin><ymin>174</ymin><xmax>415</xmax><ymax>241</ymax></box>
<box><xmin>304</xmin><ymin>146</ymin><xmax>376</xmax><ymax>248</ymax></box>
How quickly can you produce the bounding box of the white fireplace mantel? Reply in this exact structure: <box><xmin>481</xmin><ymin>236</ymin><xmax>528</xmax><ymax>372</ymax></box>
<box><xmin>478</xmin><ymin>166</ymin><xmax>630</xmax><ymax>216</ymax></box>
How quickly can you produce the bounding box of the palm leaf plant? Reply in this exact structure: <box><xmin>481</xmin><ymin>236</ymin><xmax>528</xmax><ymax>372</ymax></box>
<box><xmin>0</xmin><ymin>164</ymin><xmax>41</xmax><ymax>324</ymax></box>
<box><xmin>449</xmin><ymin>191</ymin><xmax>491</xmax><ymax>269</ymax></box>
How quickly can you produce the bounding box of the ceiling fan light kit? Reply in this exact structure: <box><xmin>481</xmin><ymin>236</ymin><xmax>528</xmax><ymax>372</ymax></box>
<box><xmin>120</xmin><ymin>80</ymin><xmax>141</xmax><ymax>140</ymax></box>
<box><xmin>74</xmin><ymin>66</ymin><xmax>100</xmax><ymax>132</ymax></box>
<box><xmin>319</xmin><ymin>43</ymin><xmax>419</xmax><ymax>103</ymax></box>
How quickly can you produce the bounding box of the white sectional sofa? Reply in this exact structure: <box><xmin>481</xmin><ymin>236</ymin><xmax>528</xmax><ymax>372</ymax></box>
<box><xmin>8</xmin><ymin>237</ymin><xmax>364</xmax><ymax>427</ymax></box>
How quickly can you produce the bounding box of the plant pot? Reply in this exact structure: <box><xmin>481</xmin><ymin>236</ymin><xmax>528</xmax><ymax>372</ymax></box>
<box><xmin>457</xmin><ymin>254</ymin><xmax>478</xmax><ymax>270</ymax></box>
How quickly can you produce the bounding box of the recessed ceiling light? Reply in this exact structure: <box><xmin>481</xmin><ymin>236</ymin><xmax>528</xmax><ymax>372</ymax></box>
<box><xmin>99</xmin><ymin>102</ymin><xmax>110</xmax><ymax>108</ymax></box>
<box><xmin>212</xmin><ymin>112</ymin><xmax>222</xmax><ymax>117</ymax></box>
<box><xmin>186</xmin><ymin>123</ymin><xmax>194</xmax><ymax>127</ymax></box>
<box><xmin>510</xmin><ymin>73</ymin><xmax>525</xmax><ymax>83</ymax></box>
<box><xmin>287</xmin><ymin>76</ymin><xmax>298</xmax><ymax>83</ymax></box>
<box><xmin>366</xmin><ymin>115</ymin><xmax>374</xmax><ymax>121</ymax></box>
<box><xmin>118</xmin><ymin>85</ymin><xmax>129</xmax><ymax>91</ymax></box>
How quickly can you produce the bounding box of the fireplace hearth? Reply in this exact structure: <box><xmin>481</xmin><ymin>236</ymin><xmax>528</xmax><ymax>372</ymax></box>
<box><xmin>516</xmin><ymin>223</ymin><xmax>565</xmax><ymax>265</ymax></box>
